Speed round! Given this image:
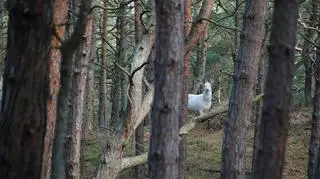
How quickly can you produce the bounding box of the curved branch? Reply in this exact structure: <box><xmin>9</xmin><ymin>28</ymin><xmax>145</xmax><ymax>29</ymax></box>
<box><xmin>184</xmin><ymin>0</ymin><xmax>214</xmax><ymax>56</ymax></box>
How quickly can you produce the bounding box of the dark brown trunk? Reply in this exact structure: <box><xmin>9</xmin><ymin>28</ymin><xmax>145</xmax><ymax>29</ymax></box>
<box><xmin>98</xmin><ymin>0</ymin><xmax>108</xmax><ymax>130</ymax></box>
<box><xmin>253</xmin><ymin>0</ymin><xmax>299</xmax><ymax>178</ymax></box>
<box><xmin>308</xmin><ymin>1</ymin><xmax>320</xmax><ymax>177</ymax></box>
<box><xmin>252</xmin><ymin>57</ymin><xmax>266</xmax><ymax>173</ymax></box>
<box><xmin>0</xmin><ymin>0</ymin><xmax>53</xmax><ymax>178</ymax></box>
<box><xmin>148</xmin><ymin>0</ymin><xmax>184</xmax><ymax>178</ymax></box>
<box><xmin>308</xmin><ymin>41</ymin><xmax>320</xmax><ymax>179</ymax></box>
<box><xmin>221</xmin><ymin>0</ymin><xmax>266</xmax><ymax>178</ymax></box>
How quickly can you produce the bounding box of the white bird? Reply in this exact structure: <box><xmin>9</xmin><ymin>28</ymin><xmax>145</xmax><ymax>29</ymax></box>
<box><xmin>188</xmin><ymin>82</ymin><xmax>212</xmax><ymax>116</ymax></box>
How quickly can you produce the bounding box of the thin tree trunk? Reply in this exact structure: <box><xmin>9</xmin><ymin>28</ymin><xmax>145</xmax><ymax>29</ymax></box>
<box><xmin>67</xmin><ymin>14</ymin><xmax>93</xmax><ymax>179</ymax></box>
<box><xmin>253</xmin><ymin>0</ymin><xmax>299</xmax><ymax>178</ymax></box>
<box><xmin>193</xmin><ymin>27</ymin><xmax>208</xmax><ymax>93</ymax></box>
<box><xmin>221</xmin><ymin>0</ymin><xmax>266</xmax><ymax>178</ymax></box>
<box><xmin>308</xmin><ymin>40</ymin><xmax>320</xmax><ymax>179</ymax></box>
<box><xmin>94</xmin><ymin>17</ymin><xmax>156</xmax><ymax>179</ymax></box>
<box><xmin>302</xmin><ymin>0</ymin><xmax>318</xmax><ymax>106</ymax></box>
<box><xmin>98</xmin><ymin>0</ymin><xmax>108</xmax><ymax>130</ymax></box>
<box><xmin>148</xmin><ymin>0</ymin><xmax>184</xmax><ymax>178</ymax></box>
<box><xmin>42</xmin><ymin>0</ymin><xmax>68</xmax><ymax>178</ymax></box>
<box><xmin>51</xmin><ymin>1</ymin><xmax>92</xmax><ymax>178</ymax></box>
<box><xmin>82</xmin><ymin>4</ymin><xmax>97</xmax><ymax>138</ymax></box>
<box><xmin>0</xmin><ymin>0</ymin><xmax>53</xmax><ymax>178</ymax></box>
<box><xmin>308</xmin><ymin>1</ymin><xmax>320</xmax><ymax>177</ymax></box>
<box><xmin>0</xmin><ymin>0</ymin><xmax>3</xmax><ymax>65</ymax></box>
<box><xmin>179</xmin><ymin>0</ymin><xmax>192</xmax><ymax>178</ymax></box>
<box><xmin>251</xmin><ymin>57</ymin><xmax>265</xmax><ymax>173</ymax></box>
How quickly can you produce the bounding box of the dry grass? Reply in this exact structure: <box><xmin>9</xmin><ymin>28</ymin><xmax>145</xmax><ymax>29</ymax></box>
<box><xmin>82</xmin><ymin>106</ymin><xmax>312</xmax><ymax>179</ymax></box>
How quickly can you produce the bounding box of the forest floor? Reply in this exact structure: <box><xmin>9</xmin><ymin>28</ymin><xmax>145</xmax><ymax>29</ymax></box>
<box><xmin>82</xmin><ymin>105</ymin><xmax>311</xmax><ymax>179</ymax></box>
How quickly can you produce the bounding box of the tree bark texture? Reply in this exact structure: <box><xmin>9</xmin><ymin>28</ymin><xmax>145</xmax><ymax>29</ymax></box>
<box><xmin>67</xmin><ymin>14</ymin><xmax>93</xmax><ymax>179</ymax></box>
<box><xmin>308</xmin><ymin>39</ymin><xmax>320</xmax><ymax>179</ymax></box>
<box><xmin>51</xmin><ymin>0</ymin><xmax>92</xmax><ymax>178</ymax></box>
<box><xmin>0</xmin><ymin>0</ymin><xmax>53</xmax><ymax>178</ymax></box>
<box><xmin>148</xmin><ymin>0</ymin><xmax>184</xmax><ymax>178</ymax></box>
<box><xmin>42</xmin><ymin>1</ymin><xmax>68</xmax><ymax>178</ymax></box>
<box><xmin>98</xmin><ymin>0</ymin><xmax>108</xmax><ymax>130</ymax></box>
<box><xmin>134</xmin><ymin>0</ymin><xmax>146</xmax><ymax>178</ymax></box>
<box><xmin>253</xmin><ymin>0</ymin><xmax>299</xmax><ymax>178</ymax></box>
<box><xmin>308</xmin><ymin>1</ymin><xmax>320</xmax><ymax>177</ymax></box>
<box><xmin>221</xmin><ymin>0</ymin><xmax>266</xmax><ymax>178</ymax></box>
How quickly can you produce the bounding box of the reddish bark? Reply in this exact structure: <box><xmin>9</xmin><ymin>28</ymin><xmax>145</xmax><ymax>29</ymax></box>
<box><xmin>68</xmin><ymin>14</ymin><xmax>93</xmax><ymax>179</ymax></box>
<box><xmin>184</xmin><ymin>0</ymin><xmax>214</xmax><ymax>56</ymax></box>
<box><xmin>42</xmin><ymin>1</ymin><xmax>68</xmax><ymax>178</ymax></box>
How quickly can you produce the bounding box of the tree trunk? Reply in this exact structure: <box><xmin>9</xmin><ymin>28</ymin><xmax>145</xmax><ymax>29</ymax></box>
<box><xmin>134</xmin><ymin>0</ymin><xmax>146</xmax><ymax>178</ymax></box>
<box><xmin>51</xmin><ymin>0</ymin><xmax>92</xmax><ymax>178</ymax></box>
<box><xmin>179</xmin><ymin>0</ymin><xmax>192</xmax><ymax>178</ymax></box>
<box><xmin>42</xmin><ymin>0</ymin><xmax>68</xmax><ymax>178</ymax></box>
<box><xmin>308</xmin><ymin>39</ymin><xmax>320</xmax><ymax>179</ymax></box>
<box><xmin>67</xmin><ymin>14</ymin><xmax>93</xmax><ymax>179</ymax></box>
<box><xmin>302</xmin><ymin>0</ymin><xmax>318</xmax><ymax>106</ymax></box>
<box><xmin>94</xmin><ymin>16</ymin><xmax>156</xmax><ymax>179</ymax></box>
<box><xmin>251</xmin><ymin>57</ymin><xmax>266</xmax><ymax>173</ymax></box>
<box><xmin>98</xmin><ymin>0</ymin><xmax>108</xmax><ymax>130</ymax></box>
<box><xmin>0</xmin><ymin>0</ymin><xmax>3</xmax><ymax>65</ymax></box>
<box><xmin>192</xmin><ymin>27</ymin><xmax>208</xmax><ymax>93</ymax></box>
<box><xmin>82</xmin><ymin>1</ymin><xmax>97</xmax><ymax>138</ymax></box>
<box><xmin>0</xmin><ymin>0</ymin><xmax>53</xmax><ymax>178</ymax></box>
<box><xmin>308</xmin><ymin>1</ymin><xmax>320</xmax><ymax>177</ymax></box>
<box><xmin>252</xmin><ymin>0</ymin><xmax>299</xmax><ymax>178</ymax></box>
<box><xmin>221</xmin><ymin>0</ymin><xmax>266</xmax><ymax>178</ymax></box>
<box><xmin>148</xmin><ymin>0</ymin><xmax>184</xmax><ymax>178</ymax></box>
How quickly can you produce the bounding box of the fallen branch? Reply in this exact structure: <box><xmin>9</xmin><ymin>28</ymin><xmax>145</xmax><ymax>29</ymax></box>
<box><xmin>121</xmin><ymin>153</ymin><xmax>148</xmax><ymax>170</ymax></box>
<box><xmin>120</xmin><ymin>94</ymin><xmax>264</xmax><ymax>170</ymax></box>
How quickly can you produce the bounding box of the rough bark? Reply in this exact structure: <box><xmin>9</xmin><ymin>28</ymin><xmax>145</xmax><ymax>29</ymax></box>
<box><xmin>67</xmin><ymin>14</ymin><xmax>93</xmax><ymax>179</ymax></box>
<box><xmin>0</xmin><ymin>0</ymin><xmax>53</xmax><ymax>178</ymax></box>
<box><xmin>51</xmin><ymin>0</ymin><xmax>92</xmax><ymax>178</ymax></box>
<box><xmin>251</xmin><ymin>25</ymin><xmax>269</xmax><ymax>174</ymax></box>
<box><xmin>221</xmin><ymin>0</ymin><xmax>266</xmax><ymax>178</ymax></box>
<box><xmin>98</xmin><ymin>0</ymin><xmax>108</xmax><ymax>130</ymax></box>
<box><xmin>42</xmin><ymin>0</ymin><xmax>68</xmax><ymax>178</ymax></box>
<box><xmin>179</xmin><ymin>0</ymin><xmax>193</xmax><ymax>178</ymax></box>
<box><xmin>134</xmin><ymin>0</ymin><xmax>146</xmax><ymax>178</ymax></box>
<box><xmin>252</xmin><ymin>57</ymin><xmax>265</xmax><ymax>173</ymax></box>
<box><xmin>148</xmin><ymin>0</ymin><xmax>184</xmax><ymax>178</ymax></box>
<box><xmin>308</xmin><ymin>39</ymin><xmax>320</xmax><ymax>179</ymax></box>
<box><xmin>82</xmin><ymin>1</ymin><xmax>97</xmax><ymax>138</ymax></box>
<box><xmin>253</xmin><ymin>0</ymin><xmax>299</xmax><ymax>178</ymax></box>
<box><xmin>308</xmin><ymin>1</ymin><xmax>320</xmax><ymax>177</ymax></box>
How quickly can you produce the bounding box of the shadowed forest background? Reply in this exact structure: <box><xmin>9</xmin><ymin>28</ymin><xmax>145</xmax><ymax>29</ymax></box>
<box><xmin>0</xmin><ymin>0</ymin><xmax>319</xmax><ymax>179</ymax></box>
